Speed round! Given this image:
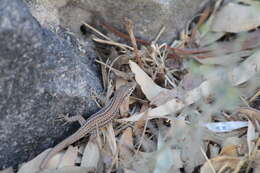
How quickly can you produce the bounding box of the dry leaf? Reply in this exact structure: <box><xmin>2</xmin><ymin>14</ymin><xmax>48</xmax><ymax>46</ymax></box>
<box><xmin>104</xmin><ymin>123</ymin><xmax>117</xmax><ymax>156</ymax></box>
<box><xmin>102</xmin><ymin>123</ymin><xmax>117</xmax><ymax>156</ymax></box>
<box><xmin>135</xmin><ymin>132</ymin><xmax>157</xmax><ymax>153</ymax></box>
<box><xmin>58</xmin><ymin>146</ymin><xmax>78</xmax><ymax>168</ymax></box>
<box><xmin>133</xmin><ymin>104</ymin><xmax>149</xmax><ymax>130</ymax></box>
<box><xmin>150</xmin><ymin>88</ymin><xmax>182</xmax><ymax>106</ymax></box>
<box><xmin>203</xmin><ymin>128</ymin><xmax>247</xmax><ymax>146</ymax></box>
<box><xmin>211</xmin><ymin>2</ymin><xmax>260</xmax><ymax>32</ymax></box>
<box><xmin>119</xmin><ymin>128</ymin><xmax>134</xmax><ymax>163</ymax></box>
<box><xmin>121</xmin><ymin>98</ymin><xmax>184</xmax><ymax>122</ymax></box>
<box><xmin>199</xmin><ymin>31</ymin><xmax>225</xmax><ymax>47</ymax></box>
<box><xmin>222</xmin><ymin>137</ymin><xmax>247</xmax><ymax>155</ymax></box>
<box><xmin>171</xmin><ymin>150</ymin><xmax>184</xmax><ymax>170</ymax></box>
<box><xmin>154</xmin><ymin>132</ymin><xmax>174</xmax><ymax>173</ymax></box>
<box><xmin>239</xmin><ymin>108</ymin><xmax>260</xmax><ymax>123</ymax></box>
<box><xmin>44</xmin><ymin>152</ymin><xmax>64</xmax><ymax>170</ymax></box>
<box><xmin>131</xmin><ymin>151</ymin><xmax>155</xmax><ymax>173</ymax></box>
<box><xmin>219</xmin><ymin>145</ymin><xmax>239</xmax><ymax>157</ymax></box>
<box><xmin>116</xmin><ymin>78</ymin><xmax>131</xmax><ymax>116</ymax></box>
<box><xmin>183</xmin><ymin>81</ymin><xmax>212</xmax><ymax>105</ymax></box>
<box><xmin>253</xmin><ymin>149</ymin><xmax>260</xmax><ymax>173</ymax></box>
<box><xmin>122</xmin><ymin>81</ymin><xmax>212</xmax><ymax>122</ymax></box>
<box><xmin>129</xmin><ymin>60</ymin><xmax>169</xmax><ymax>101</ymax></box>
<box><xmin>170</xmin><ymin>119</ymin><xmax>206</xmax><ymax>173</ymax></box>
<box><xmin>18</xmin><ymin>149</ymin><xmax>51</xmax><ymax>173</ymax></box>
<box><xmin>196</xmin><ymin>30</ymin><xmax>260</xmax><ymax>58</ymax></box>
<box><xmin>247</xmin><ymin>120</ymin><xmax>257</xmax><ymax>154</ymax></box>
<box><xmin>181</xmin><ymin>73</ymin><xmax>204</xmax><ymax>91</ymax></box>
<box><xmin>149</xmin><ymin>90</ymin><xmax>175</xmax><ymax>106</ymax></box>
<box><xmin>195</xmin><ymin>50</ymin><xmax>252</xmax><ymax>66</ymax></box>
<box><xmin>228</xmin><ymin>49</ymin><xmax>260</xmax><ymax>86</ymax></box>
<box><xmin>0</xmin><ymin>167</ymin><xmax>14</xmax><ymax>173</ymax></box>
<box><xmin>200</xmin><ymin>156</ymin><xmax>241</xmax><ymax>173</ymax></box>
<box><xmin>81</xmin><ymin>141</ymin><xmax>100</xmax><ymax>170</ymax></box>
<box><xmin>123</xmin><ymin>169</ymin><xmax>136</xmax><ymax>173</ymax></box>
<box><xmin>40</xmin><ymin>166</ymin><xmax>90</xmax><ymax>173</ymax></box>
<box><xmin>209</xmin><ymin>144</ymin><xmax>220</xmax><ymax>158</ymax></box>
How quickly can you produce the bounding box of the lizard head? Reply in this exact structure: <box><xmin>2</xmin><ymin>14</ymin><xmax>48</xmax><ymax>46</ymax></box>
<box><xmin>116</xmin><ymin>81</ymin><xmax>136</xmax><ymax>100</ymax></box>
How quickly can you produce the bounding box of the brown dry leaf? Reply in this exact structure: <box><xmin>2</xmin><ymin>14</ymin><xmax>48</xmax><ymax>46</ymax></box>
<box><xmin>129</xmin><ymin>60</ymin><xmax>169</xmax><ymax>101</ymax></box>
<box><xmin>81</xmin><ymin>141</ymin><xmax>100</xmax><ymax>170</ymax></box>
<box><xmin>134</xmin><ymin>119</ymin><xmax>145</xmax><ymax>130</ymax></box>
<box><xmin>249</xmin><ymin>90</ymin><xmax>260</xmax><ymax>103</ymax></box>
<box><xmin>200</xmin><ymin>156</ymin><xmax>241</xmax><ymax>173</ymax></box>
<box><xmin>211</xmin><ymin>2</ymin><xmax>260</xmax><ymax>32</ymax></box>
<box><xmin>116</xmin><ymin>78</ymin><xmax>131</xmax><ymax>116</ymax></box>
<box><xmin>239</xmin><ymin>107</ymin><xmax>260</xmax><ymax>123</ymax></box>
<box><xmin>219</xmin><ymin>145</ymin><xmax>239</xmax><ymax>157</ymax></box>
<box><xmin>134</xmin><ymin>104</ymin><xmax>149</xmax><ymax>129</ymax></box>
<box><xmin>18</xmin><ymin>149</ymin><xmax>51</xmax><ymax>173</ymax></box>
<box><xmin>0</xmin><ymin>167</ymin><xmax>13</xmax><ymax>173</ymax></box>
<box><xmin>119</xmin><ymin>127</ymin><xmax>134</xmax><ymax>163</ymax></box>
<box><xmin>58</xmin><ymin>146</ymin><xmax>78</xmax><ymax>168</ymax></box>
<box><xmin>222</xmin><ymin>137</ymin><xmax>247</xmax><ymax>155</ymax></box>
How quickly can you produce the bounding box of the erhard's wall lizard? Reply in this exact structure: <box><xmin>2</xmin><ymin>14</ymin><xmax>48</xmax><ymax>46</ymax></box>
<box><xmin>40</xmin><ymin>82</ymin><xmax>136</xmax><ymax>170</ymax></box>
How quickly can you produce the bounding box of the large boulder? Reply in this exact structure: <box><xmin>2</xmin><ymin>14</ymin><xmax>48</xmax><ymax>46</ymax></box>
<box><xmin>0</xmin><ymin>0</ymin><xmax>102</xmax><ymax>169</ymax></box>
<box><xmin>25</xmin><ymin>0</ymin><xmax>210</xmax><ymax>43</ymax></box>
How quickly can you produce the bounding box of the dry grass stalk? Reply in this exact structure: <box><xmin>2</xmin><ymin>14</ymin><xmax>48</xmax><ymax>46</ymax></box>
<box><xmin>124</xmin><ymin>18</ymin><xmax>143</xmax><ymax>68</ymax></box>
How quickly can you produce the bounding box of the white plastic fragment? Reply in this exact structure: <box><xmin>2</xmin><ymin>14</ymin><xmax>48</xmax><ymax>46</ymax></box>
<box><xmin>204</xmin><ymin>121</ymin><xmax>248</xmax><ymax>133</ymax></box>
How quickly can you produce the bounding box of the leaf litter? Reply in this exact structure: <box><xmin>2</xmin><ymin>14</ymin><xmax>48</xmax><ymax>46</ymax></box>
<box><xmin>15</xmin><ymin>0</ymin><xmax>260</xmax><ymax>173</ymax></box>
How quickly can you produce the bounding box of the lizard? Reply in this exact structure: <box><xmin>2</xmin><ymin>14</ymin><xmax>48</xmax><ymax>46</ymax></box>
<box><xmin>40</xmin><ymin>82</ymin><xmax>136</xmax><ymax>170</ymax></box>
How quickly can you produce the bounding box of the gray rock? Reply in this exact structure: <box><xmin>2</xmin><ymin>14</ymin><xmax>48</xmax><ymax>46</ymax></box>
<box><xmin>0</xmin><ymin>0</ymin><xmax>102</xmax><ymax>169</ymax></box>
<box><xmin>25</xmin><ymin>0</ymin><xmax>210</xmax><ymax>44</ymax></box>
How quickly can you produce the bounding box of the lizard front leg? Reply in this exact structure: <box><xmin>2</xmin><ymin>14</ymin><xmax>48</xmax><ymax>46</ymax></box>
<box><xmin>58</xmin><ymin>114</ymin><xmax>87</xmax><ymax>126</ymax></box>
